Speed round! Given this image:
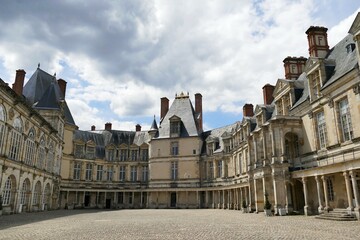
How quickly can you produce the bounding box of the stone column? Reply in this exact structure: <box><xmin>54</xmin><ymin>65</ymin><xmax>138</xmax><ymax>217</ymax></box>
<box><xmin>248</xmin><ymin>184</ymin><xmax>252</xmax><ymax>212</ymax></box>
<box><xmin>314</xmin><ymin>175</ymin><xmax>324</xmax><ymax>213</ymax></box>
<box><xmin>253</xmin><ymin>179</ymin><xmax>258</xmax><ymax>212</ymax></box>
<box><xmin>272</xmin><ymin>174</ymin><xmax>279</xmax><ymax>214</ymax></box>
<box><xmin>140</xmin><ymin>192</ymin><xmax>143</xmax><ymax>208</ymax></box>
<box><xmin>262</xmin><ymin>133</ymin><xmax>267</xmax><ymax>166</ymax></box>
<box><xmin>279</xmin><ymin>128</ymin><xmax>285</xmax><ymax>162</ymax></box>
<box><xmin>253</xmin><ymin>139</ymin><xmax>258</xmax><ymax>167</ymax></box>
<box><xmin>271</xmin><ymin>129</ymin><xmax>276</xmax><ymax>160</ymax></box>
<box><xmin>321</xmin><ymin>176</ymin><xmax>329</xmax><ymax>211</ymax></box>
<box><xmin>302</xmin><ymin>177</ymin><xmax>310</xmax><ymax>216</ymax></box>
<box><xmin>196</xmin><ymin>191</ymin><xmax>199</xmax><ymax>209</ymax></box>
<box><xmin>350</xmin><ymin>171</ymin><xmax>360</xmax><ymax>219</ymax></box>
<box><xmin>222</xmin><ymin>190</ymin><xmax>225</xmax><ymax>209</ymax></box>
<box><xmin>343</xmin><ymin>172</ymin><xmax>353</xmax><ymax>211</ymax></box>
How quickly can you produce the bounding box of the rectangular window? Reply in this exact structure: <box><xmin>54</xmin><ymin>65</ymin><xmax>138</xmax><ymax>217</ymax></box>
<box><xmin>73</xmin><ymin>162</ymin><xmax>81</xmax><ymax>180</ymax></box>
<box><xmin>311</xmin><ymin>71</ymin><xmax>321</xmax><ymax>99</ymax></box>
<box><xmin>327</xmin><ymin>178</ymin><xmax>334</xmax><ymax>201</ymax></box>
<box><xmin>118</xmin><ymin>192</ymin><xmax>124</xmax><ymax>204</ymax></box>
<box><xmin>74</xmin><ymin>144</ymin><xmax>84</xmax><ymax>158</ymax></box>
<box><xmin>107</xmin><ymin>149</ymin><xmax>115</xmax><ymax>161</ymax></box>
<box><xmin>316</xmin><ymin>111</ymin><xmax>327</xmax><ymax>149</ymax></box>
<box><xmin>120</xmin><ymin>149</ymin><xmax>127</xmax><ymax>161</ymax></box>
<box><xmin>339</xmin><ymin>99</ymin><xmax>353</xmax><ymax>141</ymax></box>
<box><xmin>142</xmin><ymin>166</ymin><xmax>148</xmax><ymax>182</ymax></box>
<box><xmin>171</xmin><ymin>142</ymin><xmax>179</xmax><ymax>156</ymax></box>
<box><xmin>130</xmin><ymin>150</ymin><xmax>138</xmax><ymax>161</ymax></box>
<box><xmin>107</xmin><ymin>166</ymin><xmax>113</xmax><ymax>181</ymax></box>
<box><xmin>141</xmin><ymin>149</ymin><xmax>148</xmax><ymax>161</ymax></box>
<box><xmin>86</xmin><ymin>146</ymin><xmax>95</xmax><ymax>159</ymax></box>
<box><xmin>209</xmin><ymin>162</ymin><xmax>214</xmax><ymax>179</ymax></box>
<box><xmin>85</xmin><ymin>163</ymin><xmax>92</xmax><ymax>181</ymax></box>
<box><xmin>119</xmin><ymin>166</ymin><xmax>126</xmax><ymax>181</ymax></box>
<box><xmin>131</xmin><ymin>166</ymin><xmax>137</xmax><ymax>182</ymax></box>
<box><xmin>171</xmin><ymin>161</ymin><xmax>178</xmax><ymax>180</ymax></box>
<box><xmin>170</xmin><ymin>121</ymin><xmax>180</xmax><ymax>137</ymax></box>
<box><xmin>217</xmin><ymin>161</ymin><xmax>222</xmax><ymax>178</ymax></box>
<box><xmin>97</xmin><ymin>165</ymin><xmax>103</xmax><ymax>181</ymax></box>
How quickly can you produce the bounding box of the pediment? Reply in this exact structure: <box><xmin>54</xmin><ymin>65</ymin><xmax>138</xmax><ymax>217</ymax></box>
<box><xmin>169</xmin><ymin>115</ymin><xmax>181</xmax><ymax>121</ymax></box>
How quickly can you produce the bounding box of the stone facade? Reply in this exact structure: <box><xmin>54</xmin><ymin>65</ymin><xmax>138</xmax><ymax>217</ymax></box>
<box><xmin>2</xmin><ymin>13</ymin><xmax>360</xmax><ymax>220</ymax></box>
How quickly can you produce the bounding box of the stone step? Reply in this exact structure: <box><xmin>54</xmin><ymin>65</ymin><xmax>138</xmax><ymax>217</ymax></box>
<box><xmin>315</xmin><ymin>209</ymin><xmax>357</xmax><ymax>221</ymax></box>
<box><xmin>315</xmin><ymin>215</ymin><xmax>357</xmax><ymax>221</ymax></box>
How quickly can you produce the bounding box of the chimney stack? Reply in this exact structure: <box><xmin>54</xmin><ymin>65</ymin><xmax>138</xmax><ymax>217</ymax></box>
<box><xmin>57</xmin><ymin>79</ymin><xmax>67</xmax><ymax>98</ymax></box>
<box><xmin>91</xmin><ymin>125</ymin><xmax>96</xmax><ymax>131</ymax></box>
<box><xmin>195</xmin><ymin>93</ymin><xmax>203</xmax><ymax>132</ymax></box>
<box><xmin>305</xmin><ymin>26</ymin><xmax>329</xmax><ymax>58</ymax></box>
<box><xmin>136</xmin><ymin>124</ymin><xmax>141</xmax><ymax>132</ymax></box>
<box><xmin>12</xmin><ymin>69</ymin><xmax>26</xmax><ymax>96</ymax></box>
<box><xmin>262</xmin><ymin>84</ymin><xmax>275</xmax><ymax>105</ymax></box>
<box><xmin>283</xmin><ymin>56</ymin><xmax>307</xmax><ymax>80</ymax></box>
<box><xmin>160</xmin><ymin>97</ymin><xmax>169</xmax><ymax>120</ymax></box>
<box><xmin>105</xmin><ymin>122</ymin><xmax>112</xmax><ymax>131</ymax></box>
<box><xmin>243</xmin><ymin>104</ymin><xmax>254</xmax><ymax>117</ymax></box>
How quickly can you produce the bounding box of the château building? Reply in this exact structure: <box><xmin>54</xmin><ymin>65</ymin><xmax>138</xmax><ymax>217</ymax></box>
<box><xmin>1</xmin><ymin>13</ymin><xmax>360</xmax><ymax>220</ymax></box>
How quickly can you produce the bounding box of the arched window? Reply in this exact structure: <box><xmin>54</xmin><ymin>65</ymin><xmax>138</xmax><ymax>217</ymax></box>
<box><xmin>2</xmin><ymin>176</ymin><xmax>12</xmax><ymax>205</ymax></box>
<box><xmin>33</xmin><ymin>181</ymin><xmax>41</xmax><ymax>206</ymax></box>
<box><xmin>0</xmin><ymin>105</ymin><xmax>6</xmax><ymax>154</ymax></box>
<box><xmin>20</xmin><ymin>179</ymin><xmax>30</xmax><ymax>205</ymax></box>
<box><xmin>47</xmin><ymin>143</ymin><xmax>54</xmax><ymax>173</ymax></box>
<box><xmin>24</xmin><ymin>128</ymin><xmax>36</xmax><ymax>166</ymax></box>
<box><xmin>8</xmin><ymin>117</ymin><xmax>23</xmax><ymax>160</ymax></box>
<box><xmin>37</xmin><ymin>137</ymin><xmax>46</xmax><ymax>169</ymax></box>
<box><xmin>43</xmin><ymin>183</ymin><xmax>51</xmax><ymax>206</ymax></box>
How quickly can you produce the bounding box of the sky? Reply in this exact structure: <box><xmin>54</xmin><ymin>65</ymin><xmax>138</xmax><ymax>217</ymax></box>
<box><xmin>0</xmin><ymin>0</ymin><xmax>359</xmax><ymax>132</ymax></box>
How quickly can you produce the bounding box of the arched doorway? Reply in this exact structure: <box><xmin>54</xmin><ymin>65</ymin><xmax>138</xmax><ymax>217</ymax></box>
<box><xmin>20</xmin><ymin>178</ymin><xmax>31</xmax><ymax>212</ymax></box>
<box><xmin>2</xmin><ymin>175</ymin><xmax>16</xmax><ymax>213</ymax></box>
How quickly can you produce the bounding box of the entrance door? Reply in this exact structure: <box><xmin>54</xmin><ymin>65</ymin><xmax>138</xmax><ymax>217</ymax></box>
<box><xmin>84</xmin><ymin>192</ymin><xmax>90</xmax><ymax>207</ymax></box>
<box><xmin>105</xmin><ymin>199</ymin><xmax>111</xmax><ymax>209</ymax></box>
<box><xmin>170</xmin><ymin>192</ymin><xmax>177</xmax><ymax>208</ymax></box>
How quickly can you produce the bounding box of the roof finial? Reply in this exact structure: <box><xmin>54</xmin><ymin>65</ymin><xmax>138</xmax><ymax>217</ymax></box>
<box><xmin>38</xmin><ymin>63</ymin><xmax>40</xmax><ymax>68</ymax></box>
<box><xmin>54</xmin><ymin>72</ymin><xmax>56</xmax><ymax>77</ymax></box>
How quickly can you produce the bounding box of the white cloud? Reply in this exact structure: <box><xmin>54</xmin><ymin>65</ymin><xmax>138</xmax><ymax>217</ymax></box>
<box><xmin>0</xmin><ymin>1</ymin><xmax>358</xmax><ymax>130</ymax></box>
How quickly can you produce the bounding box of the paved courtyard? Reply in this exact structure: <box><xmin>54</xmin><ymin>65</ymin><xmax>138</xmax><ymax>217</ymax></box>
<box><xmin>0</xmin><ymin>209</ymin><xmax>359</xmax><ymax>240</ymax></box>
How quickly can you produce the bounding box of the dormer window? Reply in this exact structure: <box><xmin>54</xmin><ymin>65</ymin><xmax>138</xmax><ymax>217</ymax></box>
<box><xmin>169</xmin><ymin>115</ymin><xmax>181</xmax><ymax>137</ymax></box>
<box><xmin>86</xmin><ymin>146</ymin><xmax>95</xmax><ymax>159</ymax></box>
<box><xmin>346</xmin><ymin>43</ymin><xmax>356</xmax><ymax>54</ymax></box>
<box><xmin>310</xmin><ymin>70</ymin><xmax>321</xmax><ymax>100</ymax></box>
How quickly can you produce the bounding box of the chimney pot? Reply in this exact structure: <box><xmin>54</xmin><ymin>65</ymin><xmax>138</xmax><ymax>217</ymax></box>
<box><xmin>195</xmin><ymin>93</ymin><xmax>203</xmax><ymax>132</ymax></box>
<box><xmin>136</xmin><ymin>124</ymin><xmax>141</xmax><ymax>132</ymax></box>
<box><xmin>12</xmin><ymin>69</ymin><xmax>26</xmax><ymax>96</ymax></box>
<box><xmin>283</xmin><ymin>56</ymin><xmax>307</xmax><ymax>80</ymax></box>
<box><xmin>160</xmin><ymin>97</ymin><xmax>169</xmax><ymax>120</ymax></box>
<box><xmin>305</xmin><ymin>26</ymin><xmax>329</xmax><ymax>58</ymax></box>
<box><xmin>243</xmin><ymin>104</ymin><xmax>254</xmax><ymax>117</ymax></box>
<box><xmin>91</xmin><ymin>125</ymin><xmax>96</xmax><ymax>131</ymax></box>
<box><xmin>262</xmin><ymin>84</ymin><xmax>275</xmax><ymax>105</ymax></box>
<box><xmin>105</xmin><ymin>122</ymin><xmax>112</xmax><ymax>131</ymax></box>
<box><xmin>57</xmin><ymin>79</ymin><xmax>67</xmax><ymax>98</ymax></box>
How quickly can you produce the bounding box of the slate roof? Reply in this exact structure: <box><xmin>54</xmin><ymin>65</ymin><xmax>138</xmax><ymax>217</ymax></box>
<box><xmin>157</xmin><ymin>96</ymin><xmax>199</xmax><ymax>138</ymax></box>
<box><xmin>202</xmin><ymin>122</ymin><xmax>238</xmax><ymax>154</ymax></box>
<box><xmin>322</xmin><ymin>34</ymin><xmax>358</xmax><ymax>88</ymax></box>
<box><xmin>22</xmin><ymin>67</ymin><xmax>76</xmax><ymax>125</ymax></box>
<box><xmin>73</xmin><ymin>129</ymin><xmax>150</xmax><ymax>159</ymax></box>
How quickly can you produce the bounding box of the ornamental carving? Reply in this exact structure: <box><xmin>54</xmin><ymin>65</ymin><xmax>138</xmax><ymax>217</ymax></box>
<box><xmin>9</xmin><ymin>107</ymin><xmax>15</xmax><ymax>120</ymax></box>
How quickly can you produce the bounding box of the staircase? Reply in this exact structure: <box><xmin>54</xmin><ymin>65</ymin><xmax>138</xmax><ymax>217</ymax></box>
<box><xmin>315</xmin><ymin>208</ymin><xmax>357</xmax><ymax>221</ymax></box>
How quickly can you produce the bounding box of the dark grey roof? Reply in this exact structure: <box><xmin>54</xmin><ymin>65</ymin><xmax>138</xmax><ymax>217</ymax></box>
<box><xmin>157</xmin><ymin>96</ymin><xmax>199</xmax><ymax>138</ymax></box>
<box><xmin>322</xmin><ymin>34</ymin><xmax>358</xmax><ymax>88</ymax></box>
<box><xmin>150</xmin><ymin>117</ymin><xmax>158</xmax><ymax>131</ymax></box>
<box><xmin>203</xmin><ymin>122</ymin><xmax>238</xmax><ymax>153</ymax></box>
<box><xmin>23</xmin><ymin>67</ymin><xmax>76</xmax><ymax>126</ymax></box>
<box><xmin>290</xmin><ymin>72</ymin><xmax>309</xmax><ymax>109</ymax></box>
<box><xmin>73</xmin><ymin>129</ymin><xmax>150</xmax><ymax>159</ymax></box>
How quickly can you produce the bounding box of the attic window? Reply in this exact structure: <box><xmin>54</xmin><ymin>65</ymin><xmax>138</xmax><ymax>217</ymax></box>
<box><xmin>170</xmin><ymin>120</ymin><xmax>181</xmax><ymax>137</ymax></box>
<box><xmin>346</xmin><ymin>43</ymin><xmax>356</xmax><ymax>54</ymax></box>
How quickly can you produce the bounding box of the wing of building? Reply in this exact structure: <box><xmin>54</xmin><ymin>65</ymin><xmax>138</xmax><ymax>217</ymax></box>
<box><xmin>1</xmin><ymin>13</ymin><xmax>360</xmax><ymax>220</ymax></box>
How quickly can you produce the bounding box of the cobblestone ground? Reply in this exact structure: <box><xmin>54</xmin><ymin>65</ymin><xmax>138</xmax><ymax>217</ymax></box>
<box><xmin>0</xmin><ymin>209</ymin><xmax>359</xmax><ymax>240</ymax></box>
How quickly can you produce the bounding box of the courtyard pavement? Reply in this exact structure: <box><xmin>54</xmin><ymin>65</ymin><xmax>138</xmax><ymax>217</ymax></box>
<box><xmin>0</xmin><ymin>209</ymin><xmax>359</xmax><ymax>240</ymax></box>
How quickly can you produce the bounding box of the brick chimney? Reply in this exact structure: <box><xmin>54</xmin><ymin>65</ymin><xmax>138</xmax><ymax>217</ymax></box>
<box><xmin>91</xmin><ymin>125</ymin><xmax>96</xmax><ymax>131</ymax></box>
<box><xmin>136</xmin><ymin>124</ymin><xmax>141</xmax><ymax>132</ymax></box>
<box><xmin>160</xmin><ymin>97</ymin><xmax>169</xmax><ymax>120</ymax></box>
<box><xmin>195</xmin><ymin>93</ymin><xmax>203</xmax><ymax>132</ymax></box>
<box><xmin>12</xmin><ymin>69</ymin><xmax>26</xmax><ymax>96</ymax></box>
<box><xmin>262</xmin><ymin>84</ymin><xmax>275</xmax><ymax>105</ymax></box>
<box><xmin>105</xmin><ymin>122</ymin><xmax>112</xmax><ymax>131</ymax></box>
<box><xmin>57</xmin><ymin>78</ymin><xmax>67</xmax><ymax>98</ymax></box>
<box><xmin>243</xmin><ymin>104</ymin><xmax>254</xmax><ymax>117</ymax></box>
<box><xmin>305</xmin><ymin>26</ymin><xmax>329</xmax><ymax>58</ymax></box>
<box><xmin>283</xmin><ymin>56</ymin><xmax>307</xmax><ymax>80</ymax></box>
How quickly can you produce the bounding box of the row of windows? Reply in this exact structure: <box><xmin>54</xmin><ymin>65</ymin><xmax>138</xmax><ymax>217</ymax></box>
<box><xmin>1</xmin><ymin>176</ymin><xmax>50</xmax><ymax>206</ymax></box>
<box><xmin>315</xmin><ymin>98</ymin><xmax>353</xmax><ymax>149</ymax></box>
<box><xmin>74</xmin><ymin>144</ymin><xmax>149</xmax><ymax>161</ymax></box>
<box><xmin>0</xmin><ymin>117</ymin><xmax>58</xmax><ymax>173</ymax></box>
<box><xmin>73</xmin><ymin>163</ymin><xmax>148</xmax><ymax>182</ymax></box>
